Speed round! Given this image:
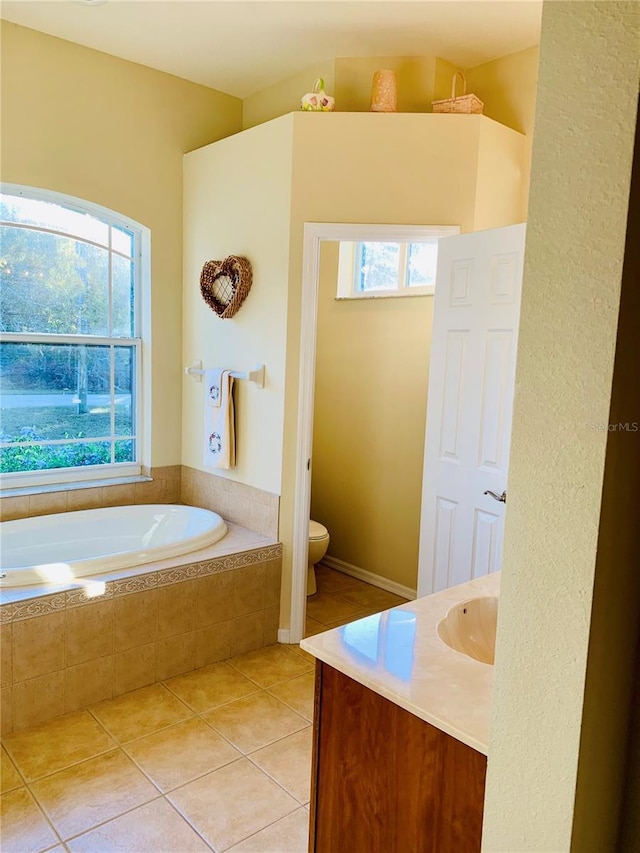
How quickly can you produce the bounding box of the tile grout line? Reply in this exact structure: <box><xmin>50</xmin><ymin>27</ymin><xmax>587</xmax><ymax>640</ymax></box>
<box><xmin>16</xmin><ymin>659</ymin><xmax>308</xmax><ymax>772</ymax></box>
<box><xmin>35</xmin><ymin>677</ymin><xmax>310</xmax><ymax>792</ymax></box>
<box><xmin>164</xmin><ymin>788</ymin><xmax>225</xmax><ymax>851</ymax></box>
<box><xmin>118</xmin><ymin>707</ymin><xmax>248</xmax><ymax>794</ymax></box>
<box><xmin>244</xmin><ymin>750</ymin><xmax>312</xmax><ymax>808</ymax></box>
<box><xmin>5</xmin><ymin>680</ymin><xmax>311</xmax><ymax>797</ymax></box>
<box><xmin>4</xmin><ymin>651</ymin><xmax>318</xmax><ymax>852</ymax></box>
<box><xmin>159</xmin><ymin>792</ymin><xmax>217</xmax><ymax>852</ymax></box>
<box><xmin>52</xmin><ymin>791</ymin><xmax>165</xmax><ymax>847</ymax></box>
<box><xmin>9</xmin><ymin>642</ymin><xmax>311</xmax><ymax>748</ymax></box>
<box><xmin>84</xmin><ymin>683</ymin><xmax>194</xmax><ymax>745</ymax></box>
<box><xmin>125</xmin><ymin>740</ymin><xmax>244</xmax><ymax>798</ymax></box>
<box><xmin>8</xmin><ymin>743</ymin><xmax>120</xmax><ymax>788</ymax></box>
<box><xmin>4</xmin><ymin>646</ymin><xmax>317</xmax><ymax>833</ymax></box>
<box><xmin>59</xmin><ymin>790</ymin><xmax>218</xmax><ymax>851</ymax></box>
<box><xmin>191</xmin><ymin>691</ymin><xmax>310</xmax><ymax>751</ymax></box>
<box><xmin>2</xmin><ymin>707</ymin><xmax>117</xmax><ymax>774</ymax></box>
<box><xmin>104</xmin><ymin>685</ymin><xmax>314</xmax><ymax>811</ymax></box>
<box><xmin>3</xmin><ymin>644</ymin><xmax>313</xmax><ymax>752</ymax></box>
<box><xmin>187</xmin><ymin>698</ymin><xmax>313</xmax><ymax>818</ymax></box>
<box><xmin>224</xmin><ymin>651</ymin><xmax>314</xmax><ymax>686</ymax></box>
<box><xmin>3</xmin><ymin>775</ymin><xmax>65</xmax><ymax>850</ymax></box>
<box><xmin>23</xmin><ymin>776</ymin><xmax>72</xmax><ymax>849</ymax></box>
<box><xmin>159</xmin><ymin>668</ymin><xmax>262</xmax><ymax>708</ymax></box>
<box><xmin>264</xmin><ymin>689</ymin><xmax>313</xmax><ymax>723</ymax></box>
<box><xmin>1</xmin><ymin>742</ymin><xmax>29</xmax><ymax>791</ymax></box>
<box><xmin>84</xmin><ymin>703</ymin><xmax>123</xmax><ymax>740</ymax></box>
<box><xmin>225</xmin><ymin>668</ymin><xmax>314</xmax><ymax>692</ymax></box>
<box><xmin>218</xmin><ymin>801</ymin><xmax>304</xmax><ymax>853</ymax></box>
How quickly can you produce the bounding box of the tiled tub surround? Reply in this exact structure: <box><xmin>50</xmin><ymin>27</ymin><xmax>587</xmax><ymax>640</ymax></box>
<box><xmin>0</xmin><ymin>465</ymin><xmax>182</xmax><ymax>522</ymax></box>
<box><xmin>181</xmin><ymin>466</ymin><xmax>279</xmax><ymax>539</ymax></box>
<box><xmin>0</xmin><ymin>524</ymin><xmax>282</xmax><ymax>735</ymax></box>
<box><xmin>0</xmin><ymin>465</ymin><xmax>279</xmax><ymax>541</ymax></box>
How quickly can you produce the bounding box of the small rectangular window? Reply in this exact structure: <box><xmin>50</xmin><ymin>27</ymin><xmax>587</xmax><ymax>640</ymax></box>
<box><xmin>335</xmin><ymin>227</ymin><xmax>459</xmax><ymax>299</ymax></box>
<box><xmin>406</xmin><ymin>240</ymin><xmax>439</xmax><ymax>288</ymax></box>
<box><xmin>356</xmin><ymin>242</ymin><xmax>401</xmax><ymax>292</ymax></box>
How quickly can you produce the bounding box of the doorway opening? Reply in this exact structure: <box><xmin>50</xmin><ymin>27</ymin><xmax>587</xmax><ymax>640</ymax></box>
<box><xmin>289</xmin><ymin>222</ymin><xmax>459</xmax><ymax>643</ymax></box>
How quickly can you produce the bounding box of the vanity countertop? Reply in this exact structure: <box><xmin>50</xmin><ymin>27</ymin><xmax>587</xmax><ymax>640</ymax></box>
<box><xmin>300</xmin><ymin>572</ymin><xmax>499</xmax><ymax>755</ymax></box>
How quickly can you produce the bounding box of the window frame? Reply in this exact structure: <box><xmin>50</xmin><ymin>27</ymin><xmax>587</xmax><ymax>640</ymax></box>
<box><xmin>335</xmin><ymin>224</ymin><xmax>460</xmax><ymax>300</ymax></box>
<box><xmin>0</xmin><ymin>183</ymin><xmax>150</xmax><ymax>491</ymax></box>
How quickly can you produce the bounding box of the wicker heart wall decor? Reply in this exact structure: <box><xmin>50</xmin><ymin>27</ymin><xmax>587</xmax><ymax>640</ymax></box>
<box><xmin>200</xmin><ymin>255</ymin><xmax>253</xmax><ymax>319</ymax></box>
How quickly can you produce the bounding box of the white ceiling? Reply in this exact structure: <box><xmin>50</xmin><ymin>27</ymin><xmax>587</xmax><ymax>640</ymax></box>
<box><xmin>1</xmin><ymin>0</ymin><xmax>542</xmax><ymax>99</ymax></box>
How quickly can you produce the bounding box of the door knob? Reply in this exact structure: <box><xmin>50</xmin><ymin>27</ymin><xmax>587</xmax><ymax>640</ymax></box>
<box><xmin>484</xmin><ymin>490</ymin><xmax>507</xmax><ymax>503</ymax></box>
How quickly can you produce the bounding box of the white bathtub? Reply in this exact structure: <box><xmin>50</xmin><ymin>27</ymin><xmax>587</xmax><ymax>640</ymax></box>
<box><xmin>0</xmin><ymin>504</ymin><xmax>227</xmax><ymax>587</ymax></box>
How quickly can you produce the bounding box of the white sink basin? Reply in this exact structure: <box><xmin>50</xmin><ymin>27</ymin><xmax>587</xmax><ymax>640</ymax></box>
<box><xmin>437</xmin><ymin>596</ymin><xmax>498</xmax><ymax>665</ymax></box>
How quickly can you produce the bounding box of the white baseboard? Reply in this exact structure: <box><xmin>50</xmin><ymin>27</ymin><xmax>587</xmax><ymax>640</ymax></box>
<box><xmin>320</xmin><ymin>555</ymin><xmax>416</xmax><ymax>600</ymax></box>
<box><xmin>277</xmin><ymin>628</ymin><xmax>291</xmax><ymax>644</ymax></box>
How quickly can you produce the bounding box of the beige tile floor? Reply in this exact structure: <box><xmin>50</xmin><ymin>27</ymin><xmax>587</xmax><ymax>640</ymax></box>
<box><xmin>0</xmin><ymin>566</ymin><xmax>408</xmax><ymax>853</ymax></box>
<box><xmin>306</xmin><ymin>563</ymin><xmax>408</xmax><ymax>637</ymax></box>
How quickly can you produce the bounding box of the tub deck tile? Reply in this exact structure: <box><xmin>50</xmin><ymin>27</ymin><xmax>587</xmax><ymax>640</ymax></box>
<box><xmin>12</xmin><ymin>594</ymin><xmax>67</xmax><ymax>622</ymax></box>
<box><xmin>157</xmin><ymin>565</ymin><xmax>203</xmax><ymax>587</ymax></box>
<box><xmin>113</xmin><ymin>573</ymin><xmax>158</xmax><ymax>596</ymax></box>
<box><xmin>66</xmin><ymin>584</ymin><xmax>115</xmax><ymax>608</ymax></box>
<box><xmin>0</xmin><ymin>522</ymin><xmax>281</xmax><ymax>619</ymax></box>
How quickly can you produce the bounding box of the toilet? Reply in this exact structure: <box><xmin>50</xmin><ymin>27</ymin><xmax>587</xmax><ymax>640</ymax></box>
<box><xmin>307</xmin><ymin>520</ymin><xmax>330</xmax><ymax>596</ymax></box>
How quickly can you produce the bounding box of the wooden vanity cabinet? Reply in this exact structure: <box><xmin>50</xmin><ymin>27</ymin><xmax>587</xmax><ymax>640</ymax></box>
<box><xmin>309</xmin><ymin>662</ymin><xmax>487</xmax><ymax>853</ymax></box>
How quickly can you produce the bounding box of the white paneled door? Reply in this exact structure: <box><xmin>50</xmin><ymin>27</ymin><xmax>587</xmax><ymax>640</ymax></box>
<box><xmin>417</xmin><ymin>224</ymin><xmax>526</xmax><ymax>597</ymax></box>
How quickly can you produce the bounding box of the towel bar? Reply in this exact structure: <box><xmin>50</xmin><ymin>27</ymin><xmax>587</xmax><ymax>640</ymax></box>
<box><xmin>185</xmin><ymin>361</ymin><xmax>265</xmax><ymax>389</ymax></box>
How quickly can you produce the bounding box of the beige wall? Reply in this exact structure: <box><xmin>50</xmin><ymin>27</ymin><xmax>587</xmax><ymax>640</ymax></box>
<box><xmin>465</xmin><ymin>46</ymin><xmax>539</xmax><ymax>137</ymax></box>
<box><xmin>474</xmin><ymin>117</ymin><xmax>530</xmax><ymax>231</ymax></box>
<box><xmin>0</xmin><ymin>22</ymin><xmax>242</xmax><ymax>467</ymax></box>
<box><xmin>572</xmin><ymin>69</ymin><xmax>639</xmax><ymax>847</ymax></box>
<box><xmin>466</xmin><ymin>46</ymin><xmax>539</xmax><ymax>214</ymax></box>
<box><xmin>182</xmin><ymin>116</ymin><xmax>294</xmax><ymax>495</ymax></box>
<box><xmin>310</xmin><ymin>243</ymin><xmax>433</xmax><ymax>592</ymax></box>
<box><xmin>482</xmin><ymin>2</ymin><xmax>639</xmax><ymax>850</ymax></box>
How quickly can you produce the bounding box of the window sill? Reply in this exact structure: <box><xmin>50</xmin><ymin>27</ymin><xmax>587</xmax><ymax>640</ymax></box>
<box><xmin>335</xmin><ymin>287</ymin><xmax>435</xmax><ymax>300</ymax></box>
<box><xmin>0</xmin><ymin>475</ymin><xmax>152</xmax><ymax>500</ymax></box>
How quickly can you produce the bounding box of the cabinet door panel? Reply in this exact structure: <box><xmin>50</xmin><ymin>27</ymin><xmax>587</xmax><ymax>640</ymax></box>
<box><xmin>310</xmin><ymin>663</ymin><xmax>486</xmax><ymax>853</ymax></box>
<box><xmin>313</xmin><ymin>661</ymin><xmax>400</xmax><ymax>851</ymax></box>
<box><xmin>437</xmin><ymin>726</ymin><xmax>488</xmax><ymax>851</ymax></box>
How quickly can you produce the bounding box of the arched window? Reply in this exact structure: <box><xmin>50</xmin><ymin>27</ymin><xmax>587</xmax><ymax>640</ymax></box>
<box><xmin>0</xmin><ymin>185</ymin><xmax>149</xmax><ymax>487</ymax></box>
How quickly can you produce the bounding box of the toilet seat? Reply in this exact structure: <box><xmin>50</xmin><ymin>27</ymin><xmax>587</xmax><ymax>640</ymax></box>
<box><xmin>309</xmin><ymin>520</ymin><xmax>328</xmax><ymax>540</ymax></box>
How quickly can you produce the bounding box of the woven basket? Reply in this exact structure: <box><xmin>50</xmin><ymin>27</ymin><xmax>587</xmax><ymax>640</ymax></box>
<box><xmin>432</xmin><ymin>72</ymin><xmax>483</xmax><ymax>115</ymax></box>
<box><xmin>200</xmin><ymin>255</ymin><xmax>253</xmax><ymax>319</ymax></box>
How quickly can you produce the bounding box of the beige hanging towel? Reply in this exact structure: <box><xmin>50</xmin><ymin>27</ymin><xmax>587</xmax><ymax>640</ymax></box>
<box><xmin>203</xmin><ymin>369</ymin><xmax>236</xmax><ymax>469</ymax></box>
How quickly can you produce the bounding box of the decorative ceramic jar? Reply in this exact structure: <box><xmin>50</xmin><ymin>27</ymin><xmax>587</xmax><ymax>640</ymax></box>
<box><xmin>370</xmin><ymin>70</ymin><xmax>397</xmax><ymax>112</ymax></box>
<box><xmin>300</xmin><ymin>78</ymin><xmax>335</xmax><ymax>112</ymax></box>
